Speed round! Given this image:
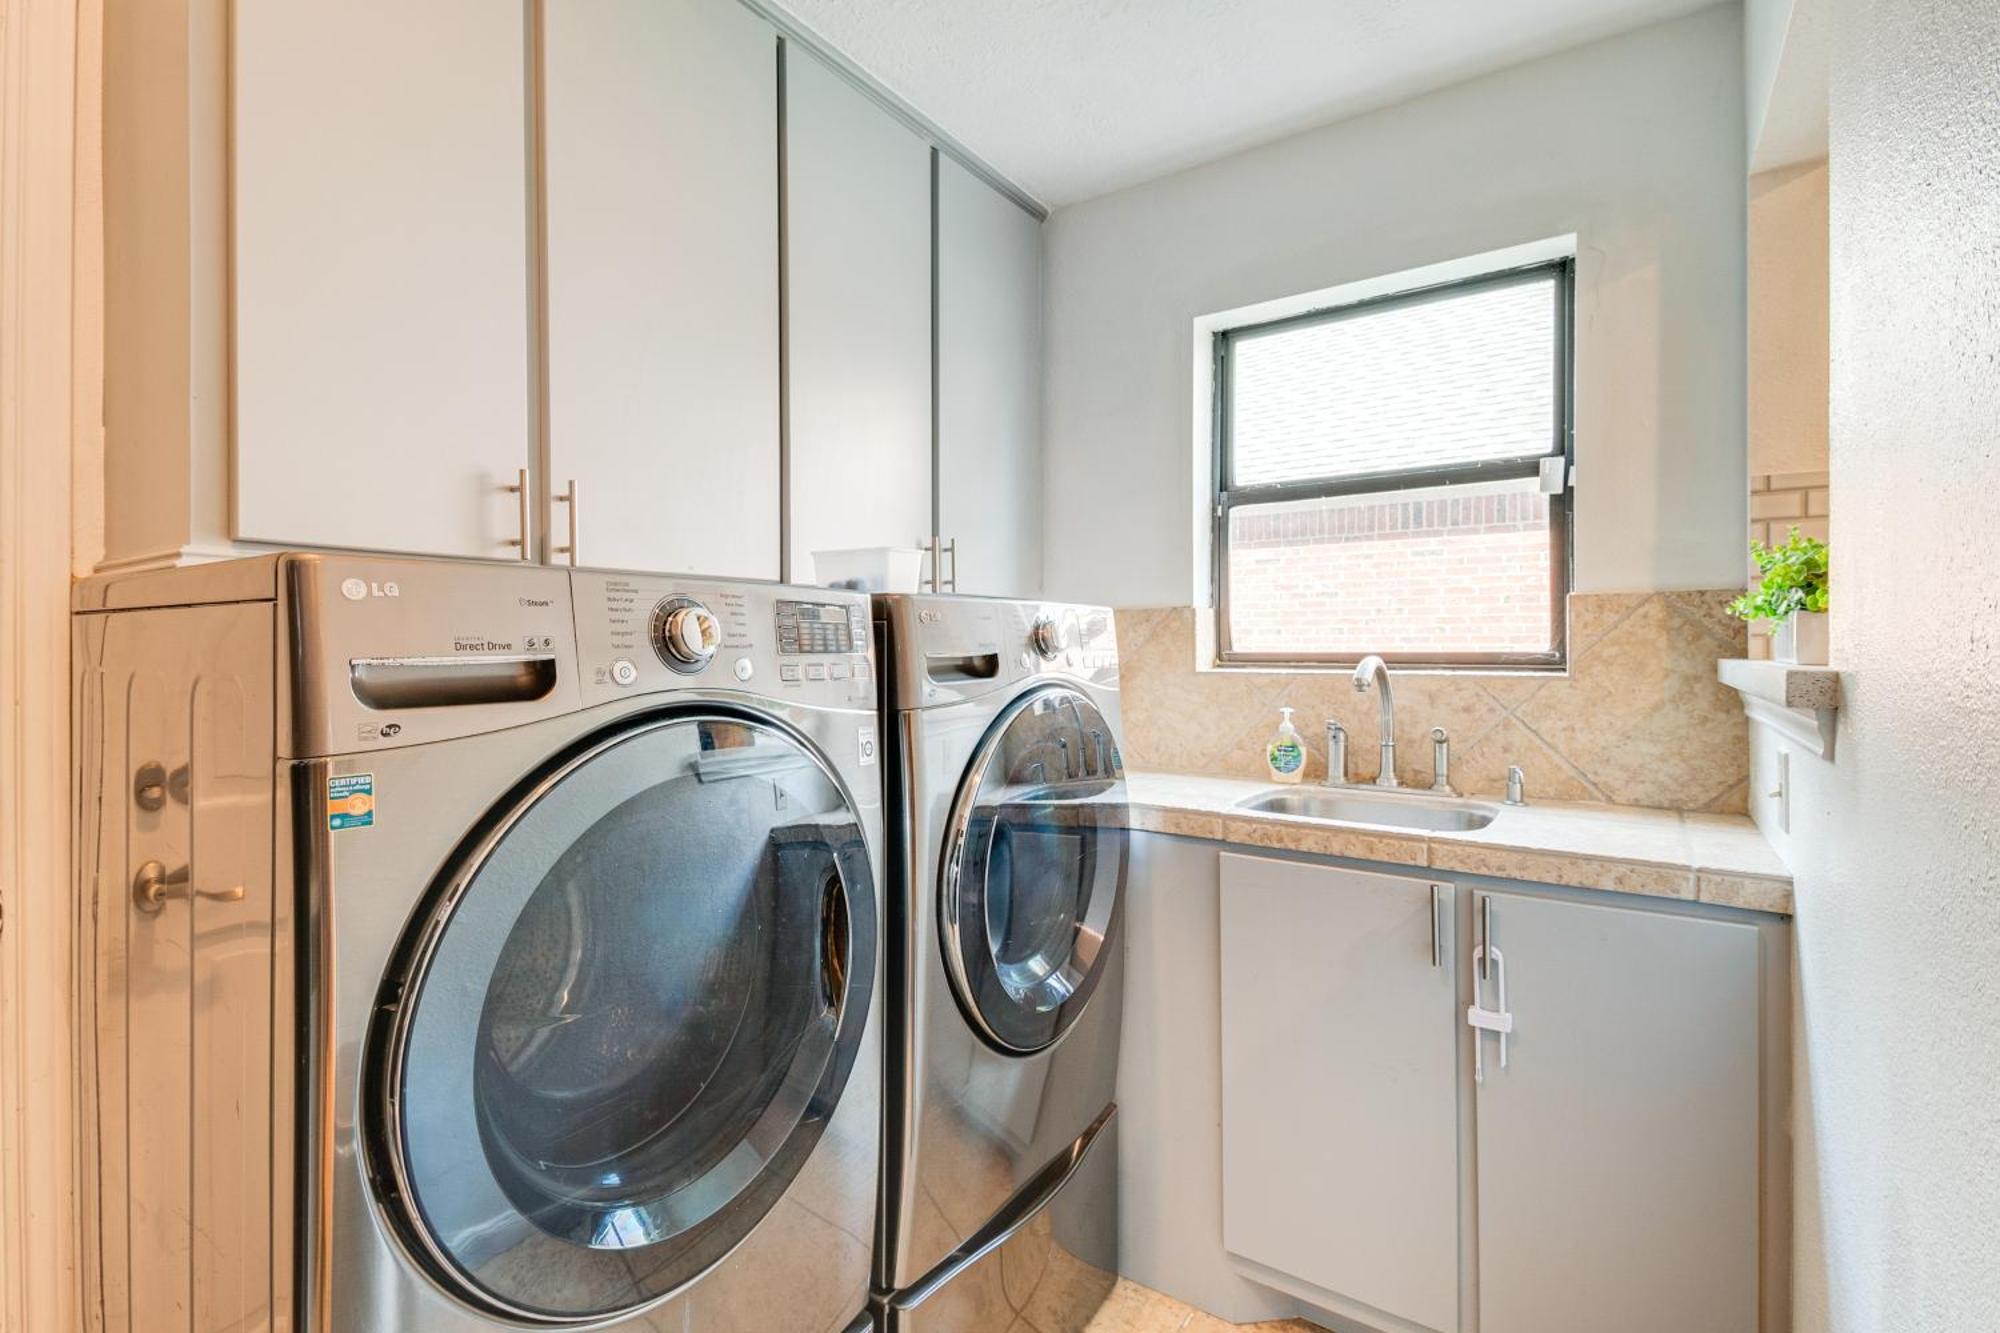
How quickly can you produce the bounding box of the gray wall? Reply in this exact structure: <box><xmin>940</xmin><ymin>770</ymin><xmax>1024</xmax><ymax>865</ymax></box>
<box><xmin>1038</xmin><ymin>6</ymin><xmax>1747</xmax><ymax>608</ymax></box>
<box><xmin>1784</xmin><ymin>1</ymin><xmax>2000</xmax><ymax>1327</ymax></box>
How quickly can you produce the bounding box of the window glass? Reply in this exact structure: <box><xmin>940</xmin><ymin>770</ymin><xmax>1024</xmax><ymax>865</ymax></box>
<box><xmin>1230</xmin><ymin>277</ymin><xmax>1558</xmax><ymax>486</ymax></box>
<box><xmin>1216</xmin><ymin>263</ymin><xmax>1571</xmax><ymax>666</ymax></box>
<box><xmin>1226</xmin><ymin>477</ymin><xmax>1554</xmax><ymax>657</ymax></box>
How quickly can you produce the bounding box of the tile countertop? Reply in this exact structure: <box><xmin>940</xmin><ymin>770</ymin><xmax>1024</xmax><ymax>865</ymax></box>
<box><xmin>1123</xmin><ymin>771</ymin><xmax>1794</xmax><ymax>915</ymax></box>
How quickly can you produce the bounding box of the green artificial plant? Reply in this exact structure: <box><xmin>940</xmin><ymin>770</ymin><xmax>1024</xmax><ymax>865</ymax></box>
<box><xmin>1729</xmin><ymin>525</ymin><xmax>1830</xmax><ymax>624</ymax></box>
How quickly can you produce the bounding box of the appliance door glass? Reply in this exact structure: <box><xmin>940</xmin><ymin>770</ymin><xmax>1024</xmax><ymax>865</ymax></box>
<box><xmin>941</xmin><ymin>685</ymin><xmax>1128</xmax><ymax>1055</ymax></box>
<box><xmin>377</xmin><ymin>711</ymin><xmax>875</xmax><ymax>1324</ymax></box>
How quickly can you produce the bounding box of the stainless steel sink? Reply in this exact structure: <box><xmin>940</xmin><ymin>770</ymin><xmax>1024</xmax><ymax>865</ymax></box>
<box><xmin>1237</xmin><ymin>787</ymin><xmax>1500</xmax><ymax>832</ymax></box>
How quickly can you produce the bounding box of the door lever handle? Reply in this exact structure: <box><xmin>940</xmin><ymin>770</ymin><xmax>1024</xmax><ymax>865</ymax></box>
<box><xmin>132</xmin><ymin>860</ymin><xmax>245</xmax><ymax>914</ymax></box>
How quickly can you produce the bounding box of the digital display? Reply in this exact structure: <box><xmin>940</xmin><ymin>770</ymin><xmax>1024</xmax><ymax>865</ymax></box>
<box><xmin>776</xmin><ymin>601</ymin><xmax>857</xmax><ymax>656</ymax></box>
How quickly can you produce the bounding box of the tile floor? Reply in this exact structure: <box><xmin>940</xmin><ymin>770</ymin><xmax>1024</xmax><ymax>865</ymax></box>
<box><xmin>1082</xmin><ymin>1279</ymin><xmax>1327</xmax><ymax>1333</ymax></box>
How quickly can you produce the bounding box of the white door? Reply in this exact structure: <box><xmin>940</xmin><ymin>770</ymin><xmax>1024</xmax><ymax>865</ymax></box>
<box><xmin>937</xmin><ymin>156</ymin><xmax>1043</xmax><ymax>597</ymax></box>
<box><xmin>542</xmin><ymin>0</ymin><xmax>781</xmax><ymax>577</ymax></box>
<box><xmin>1472</xmin><ymin>890</ymin><xmax>1761</xmax><ymax>1333</ymax></box>
<box><xmin>783</xmin><ymin>46</ymin><xmax>932</xmax><ymax>587</ymax></box>
<box><xmin>1219</xmin><ymin>854</ymin><xmax>1460</xmax><ymax>1332</ymax></box>
<box><xmin>232</xmin><ymin>2</ymin><xmax>534</xmax><ymax>559</ymax></box>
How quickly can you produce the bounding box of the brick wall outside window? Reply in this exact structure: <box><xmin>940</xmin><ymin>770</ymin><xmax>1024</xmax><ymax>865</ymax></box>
<box><xmin>1227</xmin><ymin>486</ymin><xmax>1553</xmax><ymax>656</ymax></box>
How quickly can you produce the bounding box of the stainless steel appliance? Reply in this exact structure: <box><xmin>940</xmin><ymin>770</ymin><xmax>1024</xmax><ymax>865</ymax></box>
<box><xmin>75</xmin><ymin>553</ymin><xmax>884</xmax><ymax>1332</ymax></box>
<box><xmin>871</xmin><ymin>595</ymin><xmax>1127</xmax><ymax>1332</ymax></box>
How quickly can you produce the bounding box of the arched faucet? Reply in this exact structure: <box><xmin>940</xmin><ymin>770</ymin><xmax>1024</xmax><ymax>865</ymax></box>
<box><xmin>1352</xmin><ymin>655</ymin><xmax>1398</xmax><ymax>788</ymax></box>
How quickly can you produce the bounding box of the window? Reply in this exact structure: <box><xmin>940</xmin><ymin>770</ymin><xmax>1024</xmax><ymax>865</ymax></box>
<box><xmin>1212</xmin><ymin>260</ymin><xmax>1574</xmax><ymax>668</ymax></box>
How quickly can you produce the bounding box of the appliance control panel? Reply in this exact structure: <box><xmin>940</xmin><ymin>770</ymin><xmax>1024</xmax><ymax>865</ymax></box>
<box><xmin>873</xmin><ymin>595</ymin><xmax>1120</xmax><ymax>710</ymax></box>
<box><xmin>284</xmin><ymin>554</ymin><xmax>584</xmax><ymax>758</ymax></box>
<box><xmin>572</xmin><ymin>570</ymin><xmax>874</xmax><ymax>711</ymax></box>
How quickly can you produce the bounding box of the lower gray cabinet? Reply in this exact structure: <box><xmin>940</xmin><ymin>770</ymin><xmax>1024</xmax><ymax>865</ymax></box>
<box><xmin>1471</xmin><ymin>889</ymin><xmax>1761</xmax><ymax>1333</ymax></box>
<box><xmin>1217</xmin><ymin>855</ymin><xmax>1771</xmax><ymax>1333</ymax></box>
<box><xmin>1219</xmin><ymin>854</ymin><xmax>1460</xmax><ymax>1332</ymax></box>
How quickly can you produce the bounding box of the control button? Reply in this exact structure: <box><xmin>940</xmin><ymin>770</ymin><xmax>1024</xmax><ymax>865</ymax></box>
<box><xmin>1030</xmin><ymin>615</ymin><xmax>1067</xmax><ymax>661</ymax></box>
<box><xmin>611</xmin><ymin>659</ymin><xmax>639</xmax><ymax>687</ymax></box>
<box><xmin>733</xmin><ymin>657</ymin><xmax>754</xmax><ymax>682</ymax></box>
<box><xmin>806</xmin><ymin>663</ymin><xmax>828</xmax><ymax>681</ymax></box>
<box><xmin>652</xmin><ymin>598</ymin><xmax>721</xmax><ymax>673</ymax></box>
<box><xmin>829</xmin><ymin>663</ymin><xmax>849</xmax><ymax>680</ymax></box>
<box><xmin>780</xmin><ymin>664</ymin><xmax>801</xmax><ymax>682</ymax></box>
<box><xmin>853</xmin><ymin>660</ymin><xmax>870</xmax><ymax>680</ymax></box>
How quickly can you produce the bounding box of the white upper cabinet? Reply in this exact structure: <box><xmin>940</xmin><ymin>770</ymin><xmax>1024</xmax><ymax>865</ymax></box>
<box><xmin>542</xmin><ymin>0</ymin><xmax>781</xmax><ymax>577</ymax></box>
<box><xmin>1472</xmin><ymin>890</ymin><xmax>1762</xmax><ymax>1333</ymax></box>
<box><xmin>232</xmin><ymin>2</ymin><xmax>535</xmax><ymax>560</ymax></box>
<box><xmin>937</xmin><ymin>156</ymin><xmax>1045</xmax><ymax>598</ymax></box>
<box><xmin>782</xmin><ymin>46</ymin><xmax>934</xmax><ymax>587</ymax></box>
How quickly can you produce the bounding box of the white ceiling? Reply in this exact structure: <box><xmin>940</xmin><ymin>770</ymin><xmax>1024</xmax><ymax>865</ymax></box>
<box><xmin>768</xmin><ymin>0</ymin><xmax>1725</xmax><ymax>207</ymax></box>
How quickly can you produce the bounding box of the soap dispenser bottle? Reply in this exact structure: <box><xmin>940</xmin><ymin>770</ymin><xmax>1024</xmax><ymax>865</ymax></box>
<box><xmin>1266</xmin><ymin>706</ymin><xmax>1306</xmax><ymax>784</ymax></box>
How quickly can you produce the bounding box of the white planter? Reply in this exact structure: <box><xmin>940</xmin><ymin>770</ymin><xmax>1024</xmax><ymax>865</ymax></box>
<box><xmin>1773</xmin><ymin>610</ymin><xmax>1829</xmax><ymax>665</ymax></box>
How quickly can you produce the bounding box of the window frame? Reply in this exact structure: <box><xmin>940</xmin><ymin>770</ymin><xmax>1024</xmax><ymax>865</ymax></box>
<box><xmin>1210</xmin><ymin>258</ymin><xmax>1576</xmax><ymax>671</ymax></box>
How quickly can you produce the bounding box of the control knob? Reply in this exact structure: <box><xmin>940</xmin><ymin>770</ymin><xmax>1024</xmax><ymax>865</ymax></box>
<box><xmin>1029</xmin><ymin>615</ymin><xmax>1067</xmax><ymax>661</ymax></box>
<box><xmin>654</xmin><ymin>600</ymin><xmax>721</xmax><ymax>672</ymax></box>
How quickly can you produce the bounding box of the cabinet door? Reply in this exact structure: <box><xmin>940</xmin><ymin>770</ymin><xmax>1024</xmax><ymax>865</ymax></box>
<box><xmin>783</xmin><ymin>46</ymin><xmax>932</xmax><ymax>586</ymax></box>
<box><xmin>81</xmin><ymin>603</ymin><xmax>277</xmax><ymax>1330</ymax></box>
<box><xmin>1219</xmin><ymin>854</ymin><xmax>1460</xmax><ymax>1332</ymax></box>
<box><xmin>937</xmin><ymin>156</ymin><xmax>1043</xmax><ymax>597</ymax></box>
<box><xmin>543</xmin><ymin>0</ymin><xmax>781</xmax><ymax>577</ymax></box>
<box><xmin>233</xmin><ymin>2</ymin><xmax>533</xmax><ymax>559</ymax></box>
<box><xmin>1473</xmin><ymin>891</ymin><xmax>1760</xmax><ymax>1333</ymax></box>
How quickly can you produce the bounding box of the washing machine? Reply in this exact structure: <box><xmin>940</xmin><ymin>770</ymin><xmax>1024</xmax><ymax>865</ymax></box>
<box><xmin>870</xmin><ymin>595</ymin><xmax>1128</xmax><ymax>1333</ymax></box>
<box><xmin>74</xmin><ymin>553</ymin><xmax>883</xmax><ymax>1332</ymax></box>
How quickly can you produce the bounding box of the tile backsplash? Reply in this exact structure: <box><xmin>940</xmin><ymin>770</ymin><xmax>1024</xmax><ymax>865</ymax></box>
<box><xmin>1116</xmin><ymin>591</ymin><xmax>1750</xmax><ymax>813</ymax></box>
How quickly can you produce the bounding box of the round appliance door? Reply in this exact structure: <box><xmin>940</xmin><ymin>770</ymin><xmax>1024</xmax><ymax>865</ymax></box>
<box><xmin>373</xmin><ymin>710</ymin><xmax>875</xmax><ymax>1324</ymax></box>
<box><xmin>940</xmin><ymin>685</ymin><xmax>1128</xmax><ymax>1055</ymax></box>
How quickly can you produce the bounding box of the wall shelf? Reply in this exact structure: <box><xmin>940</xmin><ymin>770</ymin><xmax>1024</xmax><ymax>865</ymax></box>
<box><xmin>1718</xmin><ymin>658</ymin><xmax>1839</xmax><ymax>758</ymax></box>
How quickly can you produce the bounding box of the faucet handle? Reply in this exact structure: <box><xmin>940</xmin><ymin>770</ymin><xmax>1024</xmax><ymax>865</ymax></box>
<box><xmin>1504</xmin><ymin>765</ymin><xmax>1527</xmax><ymax>806</ymax></box>
<box><xmin>1430</xmin><ymin>727</ymin><xmax>1453</xmax><ymax>794</ymax></box>
<box><xmin>1323</xmin><ymin>719</ymin><xmax>1348</xmax><ymax>787</ymax></box>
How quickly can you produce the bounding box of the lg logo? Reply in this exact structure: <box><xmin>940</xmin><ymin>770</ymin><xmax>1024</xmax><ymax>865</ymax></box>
<box><xmin>341</xmin><ymin>578</ymin><xmax>401</xmax><ymax>601</ymax></box>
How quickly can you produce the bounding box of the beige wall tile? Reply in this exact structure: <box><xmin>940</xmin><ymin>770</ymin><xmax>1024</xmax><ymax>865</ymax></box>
<box><xmin>1567</xmin><ymin>590</ymin><xmax>1651</xmax><ymax>656</ymax></box>
<box><xmin>1450</xmin><ymin>716</ymin><xmax>1605</xmax><ymax>803</ymax></box>
<box><xmin>1515</xmin><ymin>597</ymin><xmax>1747</xmax><ymax>810</ymax></box>
<box><xmin>1662</xmin><ymin>587</ymin><xmax>1751</xmax><ymax>651</ymax></box>
<box><xmin>1117</xmin><ymin>592</ymin><xmax>1749</xmax><ymax>813</ymax></box>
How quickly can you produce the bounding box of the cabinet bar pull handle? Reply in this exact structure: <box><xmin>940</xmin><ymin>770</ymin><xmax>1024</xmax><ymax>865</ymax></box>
<box><xmin>942</xmin><ymin>537</ymin><xmax>958</xmax><ymax>592</ymax></box>
<box><xmin>503</xmin><ymin>469</ymin><xmax>531</xmax><ymax>560</ymax></box>
<box><xmin>1430</xmin><ymin>883</ymin><xmax>1445</xmax><ymax>968</ymax></box>
<box><xmin>553</xmin><ymin>479</ymin><xmax>578</xmax><ymax>566</ymax></box>
<box><xmin>1480</xmin><ymin>893</ymin><xmax>1494</xmax><ymax>980</ymax></box>
<box><xmin>919</xmin><ymin>536</ymin><xmax>939</xmax><ymax>592</ymax></box>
